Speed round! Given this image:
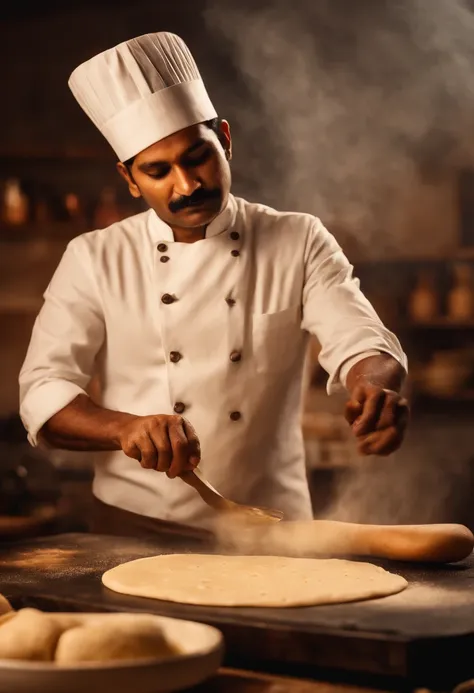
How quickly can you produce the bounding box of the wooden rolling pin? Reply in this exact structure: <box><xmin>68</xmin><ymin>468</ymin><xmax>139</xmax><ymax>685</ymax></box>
<box><xmin>219</xmin><ymin>519</ymin><xmax>474</xmax><ymax>563</ymax></box>
<box><xmin>277</xmin><ymin>521</ymin><xmax>474</xmax><ymax>563</ymax></box>
<box><xmin>320</xmin><ymin>521</ymin><xmax>474</xmax><ymax>562</ymax></box>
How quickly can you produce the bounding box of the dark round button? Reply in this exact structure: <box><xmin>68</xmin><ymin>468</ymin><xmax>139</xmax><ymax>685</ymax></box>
<box><xmin>230</xmin><ymin>350</ymin><xmax>242</xmax><ymax>363</ymax></box>
<box><xmin>160</xmin><ymin>256</ymin><xmax>170</xmax><ymax>263</ymax></box>
<box><xmin>157</xmin><ymin>243</ymin><xmax>168</xmax><ymax>252</ymax></box>
<box><xmin>161</xmin><ymin>293</ymin><xmax>175</xmax><ymax>304</ymax></box>
<box><xmin>230</xmin><ymin>231</ymin><xmax>240</xmax><ymax>241</ymax></box>
<box><xmin>231</xmin><ymin>249</ymin><xmax>240</xmax><ymax>257</ymax></box>
<box><xmin>174</xmin><ymin>402</ymin><xmax>186</xmax><ymax>414</ymax></box>
<box><xmin>170</xmin><ymin>351</ymin><xmax>182</xmax><ymax>363</ymax></box>
<box><xmin>225</xmin><ymin>297</ymin><xmax>236</xmax><ymax>307</ymax></box>
<box><xmin>229</xmin><ymin>411</ymin><xmax>241</xmax><ymax>421</ymax></box>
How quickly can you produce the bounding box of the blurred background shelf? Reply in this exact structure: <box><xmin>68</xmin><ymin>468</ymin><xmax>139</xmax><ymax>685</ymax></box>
<box><xmin>0</xmin><ymin>298</ymin><xmax>43</xmax><ymax>314</ymax></box>
<box><xmin>413</xmin><ymin>390</ymin><xmax>474</xmax><ymax>404</ymax></box>
<box><xmin>400</xmin><ymin>319</ymin><xmax>474</xmax><ymax>330</ymax></box>
<box><xmin>0</xmin><ymin>222</ymin><xmax>89</xmax><ymax>241</ymax></box>
<box><xmin>0</xmin><ymin>150</ymin><xmax>114</xmax><ymax>162</ymax></box>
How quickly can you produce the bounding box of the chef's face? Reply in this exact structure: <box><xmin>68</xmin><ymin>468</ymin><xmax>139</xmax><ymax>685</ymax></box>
<box><xmin>117</xmin><ymin>120</ymin><xmax>232</xmax><ymax>230</ymax></box>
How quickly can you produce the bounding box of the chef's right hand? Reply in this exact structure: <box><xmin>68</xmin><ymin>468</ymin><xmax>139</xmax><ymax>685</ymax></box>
<box><xmin>117</xmin><ymin>415</ymin><xmax>201</xmax><ymax>479</ymax></box>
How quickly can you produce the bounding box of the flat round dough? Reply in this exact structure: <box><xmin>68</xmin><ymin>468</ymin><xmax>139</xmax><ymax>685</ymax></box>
<box><xmin>102</xmin><ymin>554</ymin><xmax>407</xmax><ymax>608</ymax></box>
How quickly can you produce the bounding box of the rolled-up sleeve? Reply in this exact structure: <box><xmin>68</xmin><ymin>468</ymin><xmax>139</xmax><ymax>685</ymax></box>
<box><xmin>301</xmin><ymin>219</ymin><xmax>407</xmax><ymax>394</ymax></box>
<box><xmin>19</xmin><ymin>236</ymin><xmax>105</xmax><ymax>446</ymax></box>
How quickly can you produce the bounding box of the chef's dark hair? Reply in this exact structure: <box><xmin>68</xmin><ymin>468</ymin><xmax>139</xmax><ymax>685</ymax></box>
<box><xmin>122</xmin><ymin>117</ymin><xmax>225</xmax><ymax>169</ymax></box>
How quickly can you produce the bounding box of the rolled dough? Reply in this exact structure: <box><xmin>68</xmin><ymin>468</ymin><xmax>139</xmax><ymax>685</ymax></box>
<box><xmin>102</xmin><ymin>554</ymin><xmax>407</xmax><ymax>608</ymax></box>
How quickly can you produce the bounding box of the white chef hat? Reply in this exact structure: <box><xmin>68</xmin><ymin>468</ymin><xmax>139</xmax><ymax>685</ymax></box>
<box><xmin>68</xmin><ymin>32</ymin><xmax>217</xmax><ymax>163</ymax></box>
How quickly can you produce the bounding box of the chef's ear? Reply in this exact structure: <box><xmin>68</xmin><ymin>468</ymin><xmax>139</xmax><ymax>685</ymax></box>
<box><xmin>219</xmin><ymin>120</ymin><xmax>232</xmax><ymax>162</ymax></box>
<box><xmin>116</xmin><ymin>161</ymin><xmax>142</xmax><ymax>199</ymax></box>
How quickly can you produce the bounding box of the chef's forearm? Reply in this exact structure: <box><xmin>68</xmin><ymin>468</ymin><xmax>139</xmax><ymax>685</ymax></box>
<box><xmin>345</xmin><ymin>354</ymin><xmax>406</xmax><ymax>395</ymax></box>
<box><xmin>39</xmin><ymin>394</ymin><xmax>137</xmax><ymax>451</ymax></box>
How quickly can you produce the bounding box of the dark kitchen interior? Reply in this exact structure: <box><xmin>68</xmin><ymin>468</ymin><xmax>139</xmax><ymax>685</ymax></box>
<box><xmin>2</xmin><ymin>1</ymin><xmax>474</xmax><ymax>691</ymax></box>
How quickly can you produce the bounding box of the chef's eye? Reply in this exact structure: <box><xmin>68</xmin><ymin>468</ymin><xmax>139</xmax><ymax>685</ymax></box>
<box><xmin>185</xmin><ymin>147</ymin><xmax>212</xmax><ymax>167</ymax></box>
<box><xmin>148</xmin><ymin>166</ymin><xmax>170</xmax><ymax>180</ymax></box>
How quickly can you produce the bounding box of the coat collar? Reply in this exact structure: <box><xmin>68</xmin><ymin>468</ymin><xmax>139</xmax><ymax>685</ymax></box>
<box><xmin>148</xmin><ymin>194</ymin><xmax>237</xmax><ymax>243</ymax></box>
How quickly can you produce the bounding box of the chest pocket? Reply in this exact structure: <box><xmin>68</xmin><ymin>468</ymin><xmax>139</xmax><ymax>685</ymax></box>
<box><xmin>252</xmin><ymin>305</ymin><xmax>302</xmax><ymax>374</ymax></box>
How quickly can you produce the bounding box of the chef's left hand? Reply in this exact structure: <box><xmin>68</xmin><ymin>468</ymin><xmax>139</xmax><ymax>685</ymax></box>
<box><xmin>344</xmin><ymin>384</ymin><xmax>409</xmax><ymax>456</ymax></box>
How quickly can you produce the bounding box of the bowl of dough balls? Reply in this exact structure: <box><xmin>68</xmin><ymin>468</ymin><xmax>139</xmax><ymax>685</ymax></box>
<box><xmin>0</xmin><ymin>604</ymin><xmax>224</xmax><ymax>693</ymax></box>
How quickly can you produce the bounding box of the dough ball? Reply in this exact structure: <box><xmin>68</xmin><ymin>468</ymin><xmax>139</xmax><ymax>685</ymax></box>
<box><xmin>47</xmin><ymin>613</ymin><xmax>86</xmax><ymax>630</ymax></box>
<box><xmin>55</xmin><ymin>615</ymin><xmax>180</xmax><ymax>664</ymax></box>
<box><xmin>0</xmin><ymin>608</ymin><xmax>63</xmax><ymax>661</ymax></box>
<box><xmin>0</xmin><ymin>594</ymin><xmax>12</xmax><ymax>616</ymax></box>
<box><xmin>0</xmin><ymin>611</ymin><xmax>15</xmax><ymax>627</ymax></box>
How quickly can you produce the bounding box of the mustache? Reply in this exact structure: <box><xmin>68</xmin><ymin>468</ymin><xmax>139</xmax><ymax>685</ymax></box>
<box><xmin>168</xmin><ymin>187</ymin><xmax>221</xmax><ymax>213</ymax></box>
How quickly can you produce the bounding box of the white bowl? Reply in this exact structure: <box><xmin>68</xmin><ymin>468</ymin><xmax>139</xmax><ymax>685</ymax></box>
<box><xmin>0</xmin><ymin>613</ymin><xmax>224</xmax><ymax>693</ymax></box>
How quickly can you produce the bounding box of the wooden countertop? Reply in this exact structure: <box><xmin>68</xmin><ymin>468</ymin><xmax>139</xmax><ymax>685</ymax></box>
<box><xmin>187</xmin><ymin>668</ymin><xmax>389</xmax><ymax>692</ymax></box>
<box><xmin>2</xmin><ymin>532</ymin><xmax>474</xmax><ymax>690</ymax></box>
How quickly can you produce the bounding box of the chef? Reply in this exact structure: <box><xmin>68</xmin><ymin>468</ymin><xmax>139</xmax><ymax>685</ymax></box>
<box><xmin>19</xmin><ymin>32</ymin><xmax>409</xmax><ymax>535</ymax></box>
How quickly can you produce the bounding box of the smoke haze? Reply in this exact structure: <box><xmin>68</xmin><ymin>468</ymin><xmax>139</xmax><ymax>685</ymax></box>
<box><xmin>206</xmin><ymin>0</ymin><xmax>474</xmax><ymax>250</ymax></box>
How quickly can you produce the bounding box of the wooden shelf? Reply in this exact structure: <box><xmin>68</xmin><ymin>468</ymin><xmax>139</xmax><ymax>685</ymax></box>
<box><xmin>0</xmin><ymin>222</ymin><xmax>90</xmax><ymax>243</ymax></box>
<box><xmin>412</xmin><ymin>391</ymin><xmax>474</xmax><ymax>411</ymax></box>
<box><xmin>418</xmin><ymin>390</ymin><xmax>474</xmax><ymax>401</ymax></box>
<box><xmin>401</xmin><ymin>319</ymin><xmax>474</xmax><ymax>330</ymax></box>
<box><xmin>454</xmin><ymin>247</ymin><xmax>474</xmax><ymax>260</ymax></box>
<box><xmin>0</xmin><ymin>149</ymin><xmax>114</xmax><ymax>163</ymax></box>
<box><xmin>353</xmin><ymin>253</ymin><xmax>474</xmax><ymax>266</ymax></box>
<box><xmin>0</xmin><ymin>217</ymin><xmax>138</xmax><ymax>241</ymax></box>
<box><xmin>0</xmin><ymin>297</ymin><xmax>43</xmax><ymax>313</ymax></box>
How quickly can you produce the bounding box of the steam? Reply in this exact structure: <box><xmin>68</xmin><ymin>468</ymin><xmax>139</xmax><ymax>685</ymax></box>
<box><xmin>204</xmin><ymin>0</ymin><xmax>474</xmax><ymax>529</ymax></box>
<box><xmin>205</xmin><ymin>0</ymin><xmax>474</xmax><ymax>254</ymax></box>
<box><xmin>211</xmin><ymin>513</ymin><xmax>358</xmax><ymax>557</ymax></box>
<box><xmin>323</xmin><ymin>446</ymin><xmax>474</xmax><ymax>526</ymax></box>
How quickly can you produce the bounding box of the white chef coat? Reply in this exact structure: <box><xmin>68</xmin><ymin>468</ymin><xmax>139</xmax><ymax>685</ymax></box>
<box><xmin>19</xmin><ymin>194</ymin><xmax>407</xmax><ymax>525</ymax></box>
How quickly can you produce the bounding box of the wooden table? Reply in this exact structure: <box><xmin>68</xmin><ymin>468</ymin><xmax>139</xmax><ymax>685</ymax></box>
<box><xmin>2</xmin><ymin>532</ymin><xmax>473</xmax><ymax>690</ymax></box>
<box><xmin>187</xmin><ymin>668</ymin><xmax>390</xmax><ymax>692</ymax></box>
